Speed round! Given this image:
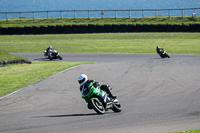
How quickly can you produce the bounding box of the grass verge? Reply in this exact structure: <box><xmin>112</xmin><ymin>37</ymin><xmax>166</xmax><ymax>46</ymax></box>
<box><xmin>167</xmin><ymin>129</ymin><xmax>200</xmax><ymax>133</ymax></box>
<box><xmin>0</xmin><ymin>33</ymin><xmax>200</xmax><ymax>55</ymax></box>
<box><xmin>0</xmin><ymin>50</ymin><xmax>27</xmax><ymax>61</ymax></box>
<box><xmin>0</xmin><ymin>17</ymin><xmax>200</xmax><ymax>28</ymax></box>
<box><xmin>0</xmin><ymin>61</ymin><xmax>90</xmax><ymax>97</ymax></box>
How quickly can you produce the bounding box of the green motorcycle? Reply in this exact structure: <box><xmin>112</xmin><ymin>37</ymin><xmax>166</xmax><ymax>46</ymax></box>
<box><xmin>82</xmin><ymin>82</ymin><xmax>122</xmax><ymax>114</ymax></box>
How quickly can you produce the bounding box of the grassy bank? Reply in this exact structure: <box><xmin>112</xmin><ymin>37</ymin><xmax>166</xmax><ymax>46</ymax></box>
<box><xmin>0</xmin><ymin>50</ymin><xmax>27</xmax><ymax>61</ymax></box>
<box><xmin>168</xmin><ymin>129</ymin><xmax>200</xmax><ymax>133</ymax></box>
<box><xmin>0</xmin><ymin>17</ymin><xmax>200</xmax><ymax>28</ymax></box>
<box><xmin>0</xmin><ymin>33</ymin><xmax>200</xmax><ymax>55</ymax></box>
<box><xmin>0</xmin><ymin>61</ymin><xmax>89</xmax><ymax>97</ymax></box>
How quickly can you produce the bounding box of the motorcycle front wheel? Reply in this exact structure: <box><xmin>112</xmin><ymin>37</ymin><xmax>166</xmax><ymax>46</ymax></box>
<box><xmin>58</xmin><ymin>55</ymin><xmax>63</xmax><ymax>60</ymax></box>
<box><xmin>166</xmin><ymin>54</ymin><xmax>170</xmax><ymax>58</ymax></box>
<box><xmin>88</xmin><ymin>98</ymin><xmax>105</xmax><ymax>114</ymax></box>
<box><xmin>112</xmin><ymin>99</ymin><xmax>122</xmax><ymax>113</ymax></box>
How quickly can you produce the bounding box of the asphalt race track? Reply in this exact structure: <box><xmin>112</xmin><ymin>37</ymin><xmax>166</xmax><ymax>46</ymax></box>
<box><xmin>1</xmin><ymin>53</ymin><xmax>200</xmax><ymax>133</ymax></box>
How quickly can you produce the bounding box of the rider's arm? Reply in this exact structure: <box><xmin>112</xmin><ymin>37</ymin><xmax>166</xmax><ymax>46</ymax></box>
<box><xmin>80</xmin><ymin>86</ymin><xmax>83</xmax><ymax>93</ymax></box>
<box><xmin>92</xmin><ymin>80</ymin><xmax>100</xmax><ymax>87</ymax></box>
<box><xmin>80</xmin><ymin>80</ymin><xmax>100</xmax><ymax>93</ymax></box>
<box><xmin>85</xmin><ymin>80</ymin><xmax>100</xmax><ymax>89</ymax></box>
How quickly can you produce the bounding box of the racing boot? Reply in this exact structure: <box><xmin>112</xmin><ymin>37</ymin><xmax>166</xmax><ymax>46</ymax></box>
<box><xmin>87</xmin><ymin>103</ymin><xmax>93</xmax><ymax>110</ymax></box>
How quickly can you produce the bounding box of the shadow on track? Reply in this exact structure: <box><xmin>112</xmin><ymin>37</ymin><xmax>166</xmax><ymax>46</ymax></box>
<box><xmin>34</xmin><ymin>58</ymin><xmax>48</xmax><ymax>61</ymax></box>
<box><xmin>33</xmin><ymin>113</ymin><xmax>99</xmax><ymax>118</ymax></box>
<box><xmin>34</xmin><ymin>58</ymin><xmax>64</xmax><ymax>61</ymax></box>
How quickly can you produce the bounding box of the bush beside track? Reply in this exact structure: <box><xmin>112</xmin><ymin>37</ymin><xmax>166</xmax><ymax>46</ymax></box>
<box><xmin>0</xmin><ymin>24</ymin><xmax>200</xmax><ymax>35</ymax></box>
<box><xmin>0</xmin><ymin>59</ymin><xmax>31</xmax><ymax>67</ymax></box>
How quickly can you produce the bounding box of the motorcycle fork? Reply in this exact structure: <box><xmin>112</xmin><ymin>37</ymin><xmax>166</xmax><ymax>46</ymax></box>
<box><xmin>98</xmin><ymin>92</ymin><xmax>113</xmax><ymax>110</ymax></box>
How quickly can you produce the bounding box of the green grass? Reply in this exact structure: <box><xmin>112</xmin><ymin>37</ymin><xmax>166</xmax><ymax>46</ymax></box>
<box><xmin>167</xmin><ymin>129</ymin><xmax>200</xmax><ymax>133</ymax></box>
<box><xmin>0</xmin><ymin>61</ymin><xmax>89</xmax><ymax>97</ymax></box>
<box><xmin>0</xmin><ymin>33</ymin><xmax>200</xmax><ymax>56</ymax></box>
<box><xmin>0</xmin><ymin>50</ymin><xmax>27</xmax><ymax>61</ymax></box>
<box><xmin>0</xmin><ymin>17</ymin><xmax>200</xmax><ymax>28</ymax></box>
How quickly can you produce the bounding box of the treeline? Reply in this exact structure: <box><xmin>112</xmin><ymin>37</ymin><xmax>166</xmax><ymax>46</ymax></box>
<box><xmin>0</xmin><ymin>24</ymin><xmax>200</xmax><ymax>34</ymax></box>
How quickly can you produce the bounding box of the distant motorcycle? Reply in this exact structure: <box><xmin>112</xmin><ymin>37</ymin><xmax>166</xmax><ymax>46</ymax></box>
<box><xmin>43</xmin><ymin>49</ymin><xmax>63</xmax><ymax>60</ymax></box>
<box><xmin>156</xmin><ymin>46</ymin><xmax>170</xmax><ymax>58</ymax></box>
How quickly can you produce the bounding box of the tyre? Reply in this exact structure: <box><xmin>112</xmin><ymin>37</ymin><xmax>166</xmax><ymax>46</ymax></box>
<box><xmin>166</xmin><ymin>54</ymin><xmax>170</xmax><ymax>58</ymax></box>
<box><xmin>48</xmin><ymin>56</ymin><xmax>52</xmax><ymax>60</ymax></box>
<box><xmin>112</xmin><ymin>99</ymin><xmax>122</xmax><ymax>113</ymax></box>
<box><xmin>89</xmin><ymin>98</ymin><xmax>105</xmax><ymax>114</ymax></box>
<box><xmin>59</xmin><ymin>55</ymin><xmax>63</xmax><ymax>60</ymax></box>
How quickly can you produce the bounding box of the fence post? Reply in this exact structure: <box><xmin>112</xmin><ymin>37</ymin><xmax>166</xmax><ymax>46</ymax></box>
<box><xmin>47</xmin><ymin>11</ymin><xmax>49</xmax><ymax>19</ymax></box>
<box><xmin>155</xmin><ymin>9</ymin><xmax>157</xmax><ymax>18</ymax></box>
<box><xmin>192</xmin><ymin>8</ymin><xmax>197</xmax><ymax>17</ymax></box>
<box><xmin>33</xmin><ymin>11</ymin><xmax>35</xmax><ymax>20</ymax></box>
<box><xmin>182</xmin><ymin>9</ymin><xmax>184</xmax><ymax>18</ymax></box>
<box><xmin>115</xmin><ymin>10</ymin><xmax>117</xmax><ymax>19</ymax></box>
<box><xmin>168</xmin><ymin>9</ymin><xmax>170</xmax><ymax>19</ymax></box>
<box><xmin>88</xmin><ymin>10</ymin><xmax>90</xmax><ymax>19</ymax></box>
<box><xmin>142</xmin><ymin>10</ymin><xmax>144</xmax><ymax>18</ymax></box>
<box><xmin>61</xmin><ymin>11</ymin><xmax>63</xmax><ymax>19</ymax></box>
<box><xmin>6</xmin><ymin>12</ymin><xmax>8</xmax><ymax>21</ymax></box>
<box><xmin>20</xmin><ymin>12</ymin><xmax>22</xmax><ymax>21</ymax></box>
<box><xmin>101</xmin><ymin>10</ymin><xmax>104</xmax><ymax>19</ymax></box>
<box><xmin>74</xmin><ymin>10</ymin><xmax>76</xmax><ymax>19</ymax></box>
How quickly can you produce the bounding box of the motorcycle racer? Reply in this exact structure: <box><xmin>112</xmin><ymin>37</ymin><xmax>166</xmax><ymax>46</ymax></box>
<box><xmin>156</xmin><ymin>46</ymin><xmax>170</xmax><ymax>58</ymax></box>
<box><xmin>78</xmin><ymin>74</ymin><xmax>116</xmax><ymax>99</ymax></box>
<box><xmin>156</xmin><ymin>46</ymin><xmax>165</xmax><ymax>54</ymax></box>
<box><xmin>46</xmin><ymin>46</ymin><xmax>53</xmax><ymax>56</ymax></box>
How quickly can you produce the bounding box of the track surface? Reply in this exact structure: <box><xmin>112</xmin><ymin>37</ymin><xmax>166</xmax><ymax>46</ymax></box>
<box><xmin>1</xmin><ymin>53</ymin><xmax>200</xmax><ymax>133</ymax></box>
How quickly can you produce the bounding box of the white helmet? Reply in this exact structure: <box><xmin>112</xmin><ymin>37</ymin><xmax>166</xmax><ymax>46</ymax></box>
<box><xmin>49</xmin><ymin>46</ymin><xmax>52</xmax><ymax>49</ymax></box>
<box><xmin>78</xmin><ymin>74</ymin><xmax>88</xmax><ymax>86</ymax></box>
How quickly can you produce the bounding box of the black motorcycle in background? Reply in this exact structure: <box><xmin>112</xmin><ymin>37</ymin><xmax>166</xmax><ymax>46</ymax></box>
<box><xmin>43</xmin><ymin>49</ymin><xmax>63</xmax><ymax>60</ymax></box>
<box><xmin>156</xmin><ymin>46</ymin><xmax>170</xmax><ymax>58</ymax></box>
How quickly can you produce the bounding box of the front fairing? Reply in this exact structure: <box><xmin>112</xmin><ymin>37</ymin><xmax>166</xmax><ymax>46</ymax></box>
<box><xmin>82</xmin><ymin>86</ymin><xmax>100</xmax><ymax>102</ymax></box>
<box><xmin>50</xmin><ymin>51</ymin><xmax>59</xmax><ymax>58</ymax></box>
<box><xmin>82</xmin><ymin>86</ymin><xmax>109</xmax><ymax>104</ymax></box>
<box><xmin>82</xmin><ymin>87</ymin><xmax>92</xmax><ymax>96</ymax></box>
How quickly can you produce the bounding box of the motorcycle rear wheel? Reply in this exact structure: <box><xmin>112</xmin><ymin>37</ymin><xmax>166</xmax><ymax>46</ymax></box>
<box><xmin>89</xmin><ymin>98</ymin><xmax>105</xmax><ymax>114</ymax></box>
